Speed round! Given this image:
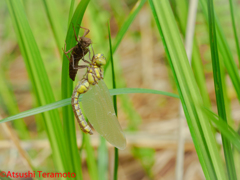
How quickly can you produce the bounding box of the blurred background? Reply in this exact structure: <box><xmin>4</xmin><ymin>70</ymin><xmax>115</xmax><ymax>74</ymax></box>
<box><xmin>0</xmin><ymin>0</ymin><xmax>240</xmax><ymax>179</ymax></box>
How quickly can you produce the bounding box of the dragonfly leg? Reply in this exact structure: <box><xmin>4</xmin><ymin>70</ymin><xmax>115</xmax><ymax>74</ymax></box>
<box><xmin>88</xmin><ymin>47</ymin><xmax>91</xmax><ymax>60</ymax></box>
<box><xmin>91</xmin><ymin>44</ymin><xmax>95</xmax><ymax>57</ymax></box>
<box><xmin>72</xmin><ymin>23</ymin><xmax>79</xmax><ymax>42</ymax></box>
<box><xmin>82</xmin><ymin>59</ymin><xmax>91</xmax><ymax>65</ymax></box>
<box><xmin>62</xmin><ymin>41</ymin><xmax>75</xmax><ymax>62</ymax></box>
<box><xmin>78</xmin><ymin>26</ymin><xmax>90</xmax><ymax>37</ymax></box>
<box><xmin>72</xmin><ymin>80</ymin><xmax>93</xmax><ymax>135</ymax></box>
<box><xmin>90</xmin><ymin>45</ymin><xmax>95</xmax><ymax>63</ymax></box>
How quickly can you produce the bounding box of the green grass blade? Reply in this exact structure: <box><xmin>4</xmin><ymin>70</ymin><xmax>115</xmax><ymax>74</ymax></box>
<box><xmin>173</xmin><ymin>0</ymin><xmax>211</xmax><ymax>108</ymax></box>
<box><xmin>204</xmin><ymin>109</ymin><xmax>240</xmax><ymax>151</ymax></box>
<box><xmin>42</xmin><ymin>0</ymin><xmax>65</xmax><ymax>55</ymax></box>
<box><xmin>108</xmin><ymin>22</ymin><xmax>119</xmax><ymax>180</ymax></box>
<box><xmin>6</xmin><ymin>0</ymin><xmax>69</xmax><ymax>176</ymax></box>
<box><xmin>149</xmin><ymin>0</ymin><xmax>227</xmax><ymax>179</ymax></box>
<box><xmin>61</xmin><ymin>0</ymin><xmax>90</xmax><ymax>179</ymax></box>
<box><xmin>113</xmin><ymin>148</ymin><xmax>119</xmax><ymax>180</ymax></box>
<box><xmin>229</xmin><ymin>0</ymin><xmax>240</xmax><ymax>64</ymax></box>
<box><xmin>68</xmin><ymin>0</ymin><xmax>75</xmax><ymax>25</ymax></box>
<box><xmin>199</xmin><ymin>0</ymin><xmax>240</xmax><ymax>102</ymax></box>
<box><xmin>219</xmin><ymin>59</ymin><xmax>234</xmax><ymax>127</ymax></box>
<box><xmin>104</xmin><ymin>0</ymin><xmax>147</xmax><ymax>71</ymax></box>
<box><xmin>207</xmin><ymin>0</ymin><xmax>237</xmax><ymax>179</ymax></box>
<box><xmin>192</xmin><ymin>44</ymin><xmax>212</xmax><ymax>108</ymax></box>
<box><xmin>0</xmin><ymin>88</ymin><xmax>178</xmax><ymax>123</ymax></box>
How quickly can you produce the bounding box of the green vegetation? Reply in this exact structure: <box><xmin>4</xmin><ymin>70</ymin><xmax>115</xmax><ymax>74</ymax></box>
<box><xmin>0</xmin><ymin>0</ymin><xmax>239</xmax><ymax>179</ymax></box>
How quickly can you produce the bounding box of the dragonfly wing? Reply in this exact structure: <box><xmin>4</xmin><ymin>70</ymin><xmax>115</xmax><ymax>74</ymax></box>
<box><xmin>82</xmin><ymin>80</ymin><xmax>126</xmax><ymax>150</ymax></box>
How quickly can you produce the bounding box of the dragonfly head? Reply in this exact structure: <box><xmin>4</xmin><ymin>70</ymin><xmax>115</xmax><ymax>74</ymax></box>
<box><xmin>93</xmin><ymin>53</ymin><xmax>106</xmax><ymax>67</ymax></box>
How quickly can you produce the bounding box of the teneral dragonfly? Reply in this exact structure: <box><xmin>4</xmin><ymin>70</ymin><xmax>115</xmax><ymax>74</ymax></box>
<box><xmin>71</xmin><ymin>53</ymin><xmax>126</xmax><ymax>150</ymax></box>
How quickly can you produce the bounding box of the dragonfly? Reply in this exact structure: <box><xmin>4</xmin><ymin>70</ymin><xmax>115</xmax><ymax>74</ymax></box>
<box><xmin>62</xmin><ymin>24</ymin><xmax>92</xmax><ymax>81</ymax></box>
<box><xmin>71</xmin><ymin>52</ymin><xmax>126</xmax><ymax>150</ymax></box>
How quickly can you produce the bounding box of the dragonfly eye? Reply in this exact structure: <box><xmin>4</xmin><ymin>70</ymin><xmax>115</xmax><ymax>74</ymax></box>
<box><xmin>94</xmin><ymin>53</ymin><xmax>106</xmax><ymax>67</ymax></box>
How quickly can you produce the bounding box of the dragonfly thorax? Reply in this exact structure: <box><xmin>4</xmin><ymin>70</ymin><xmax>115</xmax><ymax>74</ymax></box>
<box><xmin>86</xmin><ymin>65</ymin><xmax>103</xmax><ymax>85</ymax></box>
<box><xmin>92</xmin><ymin>53</ymin><xmax>106</xmax><ymax>67</ymax></box>
<box><xmin>85</xmin><ymin>53</ymin><xmax>106</xmax><ymax>85</ymax></box>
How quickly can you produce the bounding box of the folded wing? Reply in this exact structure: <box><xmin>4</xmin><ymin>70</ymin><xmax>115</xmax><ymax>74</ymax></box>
<box><xmin>82</xmin><ymin>80</ymin><xmax>126</xmax><ymax>150</ymax></box>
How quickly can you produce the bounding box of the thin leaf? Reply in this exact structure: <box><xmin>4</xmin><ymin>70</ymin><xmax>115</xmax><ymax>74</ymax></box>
<box><xmin>228</xmin><ymin>0</ymin><xmax>240</xmax><ymax>65</ymax></box>
<box><xmin>6</xmin><ymin>0</ymin><xmax>69</xmax><ymax>176</ymax></box>
<box><xmin>0</xmin><ymin>88</ymin><xmax>179</xmax><ymax>123</ymax></box>
<box><xmin>113</xmin><ymin>148</ymin><xmax>119</xmax><ymax>180</ymax></box>
<box><xmin>42</xmin><ymin>0</ymin><xmax>65</xmax><ymax>55</ymax></box>
<box><xmin>68</xmin><ymin>0</ymin><xmax>75</xmax><ymax>25</ymax></box>
<box><xmin>172</xmin><ymin>0</ymin><xmax>211</xmax><ymax>108</ymax></box>
<box><xmin>149</xmin><ymin>0</ymin><xmax>227</xmax><ymax>179</ymax></box>
<box><xmin>61</xmin><ymin>0</ymin><xmax>91</xmax><ymax>179</ymax></box>
<box><xmin>207</xmin><ymin>0</ymin><xmax>237</xmax><ymax>178</ymax></box>
<box><xmin>199</xmin><ymin>0</ymin><xmax>240</xmax><ymax>102</ymax></box>
<box><xmin>108</xmin><ymin>22</ymin><xmax>119</xmax><ymax>180</ymax></box>
<box><xmin>204</xmin><ymin>109</ymin><xmax>240</xmax><ymax>151</ymax></box>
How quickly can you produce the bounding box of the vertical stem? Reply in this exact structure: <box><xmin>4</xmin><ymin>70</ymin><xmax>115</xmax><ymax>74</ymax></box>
<box><xmin>108</xmin><ymin>22</ymin><xmax>119</xmax><ymax>180</ymax></box>
<box><xmin>229</xmin><ymin>0</ymin><xmax>240</xmax><ymax>65</ymax></box>
<box><xmin>113</xmin><ymin>148</ymin><xmax>119</xmax><ymax>180</ymax></box>
<box><xmin>176</xmin><ymin>1</ymin><xmax>198</xmax><ymax>180</ymax></box>
<box><xmin>68</xmin><ymin>0</ymin><xmax>75</xmax><ymax>25</ymax></box>
<box><xmin>207</xmin><ymin>0</ymin><xmax>237</xmax><ymax>179</ymax></box>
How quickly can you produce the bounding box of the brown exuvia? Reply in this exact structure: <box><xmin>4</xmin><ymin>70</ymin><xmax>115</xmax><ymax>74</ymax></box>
<box><xmin>62</xmin><ymin>24</ymin><xmax>92</xmax><ymax>81</ymax></box>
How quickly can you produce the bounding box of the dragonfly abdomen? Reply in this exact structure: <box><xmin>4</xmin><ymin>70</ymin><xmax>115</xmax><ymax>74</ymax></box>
<box><xmin>71</xmin><ymin>79</ymin><xmax>93</xmax><ymax>135</ymax></box>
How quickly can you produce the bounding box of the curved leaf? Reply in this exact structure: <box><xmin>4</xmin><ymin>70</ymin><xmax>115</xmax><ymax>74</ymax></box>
<box><xmin>0</xmin><ymin>88</ymin><xmax>179</xmax><ymax>123</ymax></box>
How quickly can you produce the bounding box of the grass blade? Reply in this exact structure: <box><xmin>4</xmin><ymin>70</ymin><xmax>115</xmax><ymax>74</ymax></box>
<box><xmin>199</xmin><ymin>0</ymin><xmax>240</xmax><ymax>102</ymax></box>
<box><xmin>204</xmin><ymin>109</ymin><xmax>240</xmax><ymax>151</ymax></box>
<box><xmin>6</xmin><ymin>0</ymin><xmax>69</xmax><ymax>176</ymax></box>
<box><xmin>207</xmin><ymin>0</ymin><xmax>237</xmax><ymax>179</ymax></box>
<box><xmin>228</xmin><ymin>0</ymin><xmax>240</xmax><ymax>64</ymax></box>
<box><xmin>0</xmin><ymin>88</ymin><xmax>178</xmax><ymax>123</ymax></box>
<box><xmin>108</xmin><ymin>22</ymin><xmax>119</xmax><ymax>180</ymax></box>
<box><xmin>61</xmin><ymin>0</ymin><xmax>90</xmax><ymax>179</ymax></box>
<box><xmin>42</xmin><ymin>0</ymin><xmax>65</xmax><ymax>55</ymax></box>
<box><xmin>68</xmin><ymin>0</ymin><xmax>75</xmax><ymax>25</ymax></box>
<box><xmin>172</xmin><ymin>0</ymin><xmax>211</xmax><ymax>108</ymax></box>
<box><xmin>113</xmin><ymin>148</ymin><xmax>119</xmax><ymax>180</ymax></box>
<box><xmin>149</xmin><ymin>0</ymin><xmax>227</xmax><ymax>179</ymax></box>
